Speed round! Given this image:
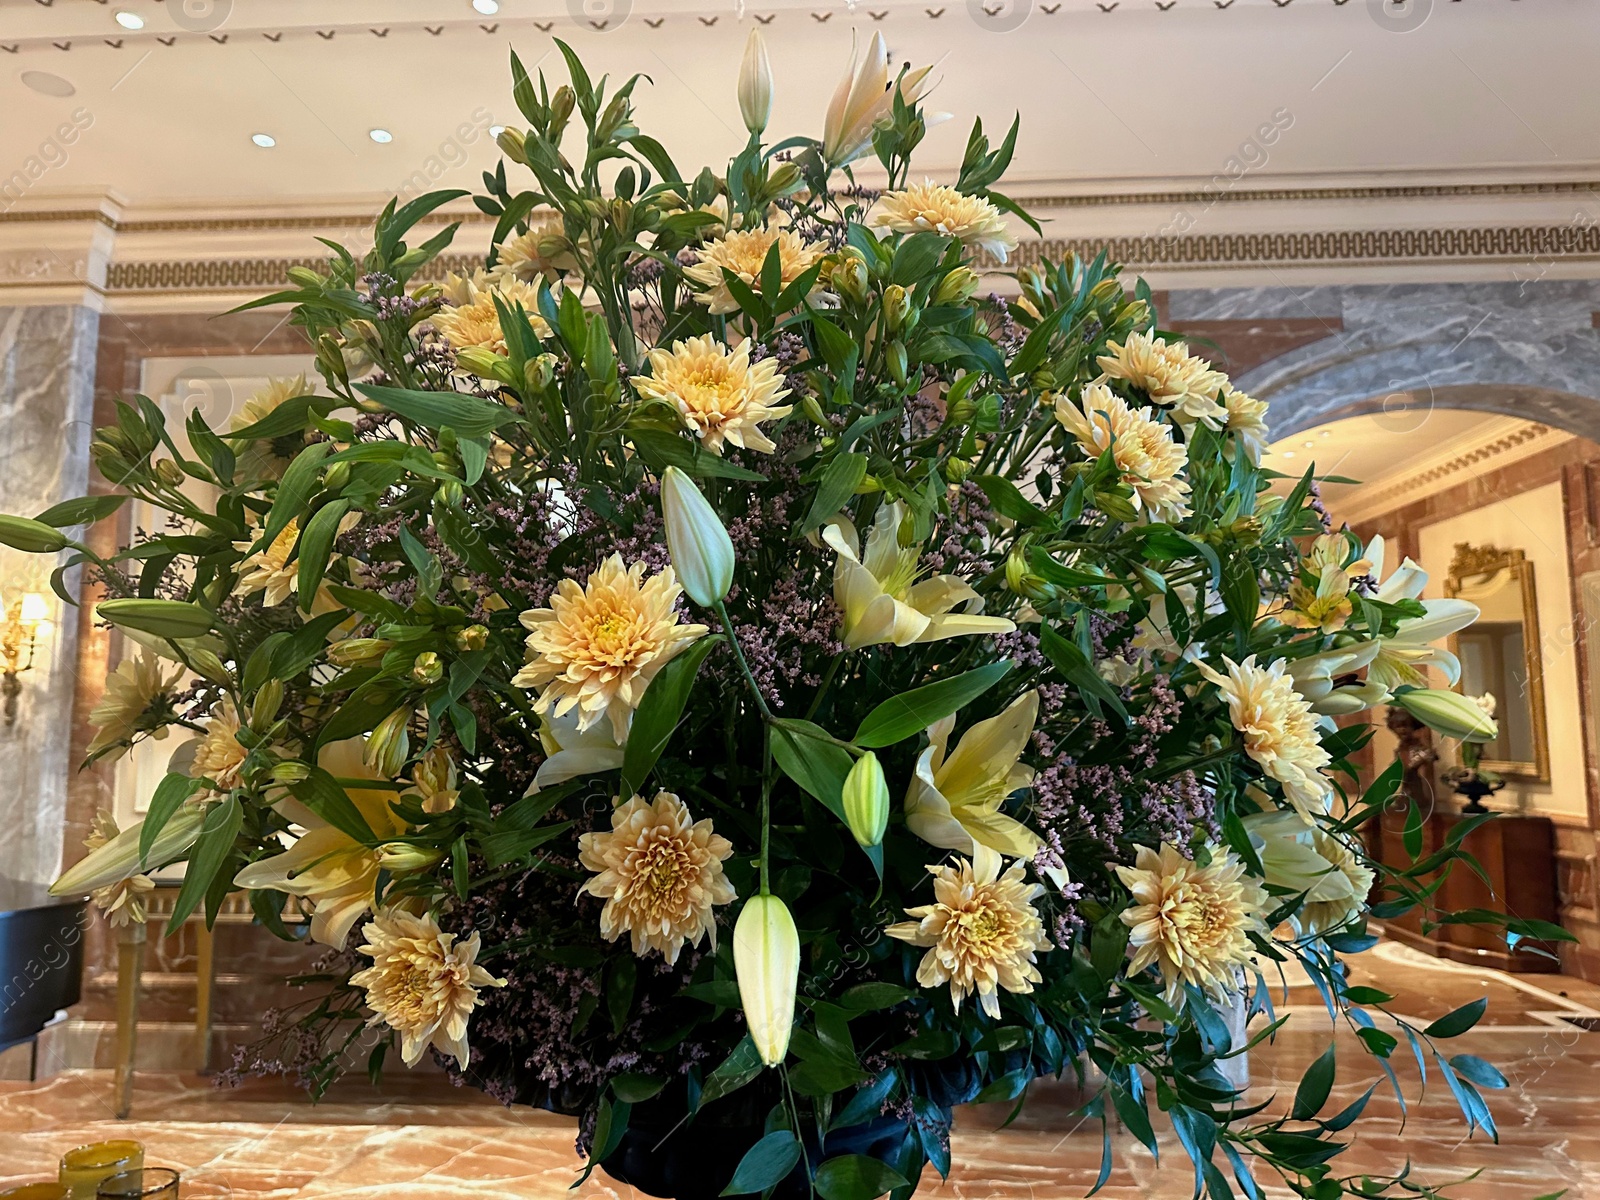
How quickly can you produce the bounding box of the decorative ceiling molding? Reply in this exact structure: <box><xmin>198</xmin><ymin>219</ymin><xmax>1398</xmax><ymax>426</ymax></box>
<box><xmin>1336</xmin><ymin>418</ymin><xmax>1573</xmax><ymax>524</ymax></box>
<box><xmin>1021</xmin><ymin>179</ymin><xmax>1600</xmax><ymax>211</ymax></box>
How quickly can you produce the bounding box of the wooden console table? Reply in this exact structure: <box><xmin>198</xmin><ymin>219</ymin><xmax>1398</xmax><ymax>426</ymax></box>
<box><xmin>1365</xmin><ymin>809</ymin><xmax>1561</xmax><ymax>973</ymax></box>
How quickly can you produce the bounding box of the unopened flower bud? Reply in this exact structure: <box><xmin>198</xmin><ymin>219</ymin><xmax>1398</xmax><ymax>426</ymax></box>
<box><xmin>1389</xmin><ymin>688</ymin><xmax>1499</xmax><ymax>743</ymax></box>
<box><xmin>328</xmin><ymin>637</ymin><xmax>390</xmax><ymax>667</ymax></box>
<box><xmin>0</xmin><ymin>516</ymin><xmax>70</xmax><ymax>555</ymax></box>
<box><xmin>733</xmin><ymin>893</ymin><xmax>800</xmax><ymax>1067</ymax></box>
<box><xmin>767</xmin><ymin>162</ymin><xmax>802</xmax><ymax>196</ymax></box>
<box><xmin>455</xmin><ymin>346</ymin><xmax>509</xmax><ymax>379</ymax></box>
<box><xmin>882</xmin><ymin>284</ymin><xmax>911</xmax><ymax>333</ymax></box>
<box><xmin>801</xmin><ymin>395</ymin><xmax>829</xmax><ymax>427</ymax></box>
<box><xmin>496</xmin><ymin>127</ymin><xmax>527</xmax><ymax>164</ymax></box>
<box><xmin>251</xmin><ymin>680</ymin><xmax>283</xmax><ymax>730</ymax></box>
<box><xmin>660</xmin><ymin>467</ymin><xmax>735</xmax><ymax>609</ymax></box>
<box><xmin>287</xmin><ymin>266</ymin><xmax>325</xmax><ymax>289</ymax></box>
<box><xmin>453</xmin><ymin>624</ymin><xmax>489</xmax><ymax>651</ymax></box>
<box><xmin>934</xmin><ymin>266</ymin><xmax>980</xmax><ymax>306</ymax></box>
<box><xmin>323</xmin><ymin>461</ymin><xmax>351</xmax><ymax>492</ymax></box>
<box><xmin>366</xmin><ymin>709</ymin><xmax>412</xmax><ymax>778</ymax></box>
<box><xmin>886</xmin><ymin>341</ymin><xmax>908</xmax><ymax>388</ymax></box>
<box><xmin>376</xmin><ymin>842</ymin><xmax>444</xmax><ymax>872</ymax></box>
<box><xmin>270</xmin><ymin>761</ymin><xmax>311</xmax><ymax>785</ymax></box>
<box><xmin>525</xmin><ymin>353</ymin><xmax>558</xmax><ymax>392</ymax></box>
<box><xmin>841</xmin><ymin>752</ymin><xmax>889</xmax><ymax>848</ymax></box>
<box><xmin>155</xmin><ymin>459</ymin><xmax>186</xmax><ymax>487</ymax></box>
<box><xmin>832</xmin><ymin>255</ymin><xmax>870</xmax><ymax>306</ymax></box>
<box><xmin>411</xmin><ymin>652</ymin><xmax>444</xmax><ymax>686</ymax></box>
<box><xmin>737</xmin><ymin>27</ymin><xmax>773</xmax><ymax>135</ymax></box>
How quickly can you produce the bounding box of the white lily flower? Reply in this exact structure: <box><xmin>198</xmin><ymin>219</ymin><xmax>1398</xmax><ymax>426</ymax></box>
<box><xmin>904</xmin><ymin>691</ymin><xmax>1042</xmax><ymax>860</ymax></box>
<box><xmin>530</xmin><ymin>708</ymin><xmax>626</xmax><ymax>793</ymax></box>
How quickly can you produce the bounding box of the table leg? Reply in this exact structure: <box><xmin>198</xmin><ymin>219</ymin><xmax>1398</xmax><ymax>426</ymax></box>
<box><xmin>194</xmin><ymin>920</ymin><xmax>215</xmax><ymax>1074</ymax></box>
<box><xmin>112</xmin><ymin>921</ymin><xmax>146</xmax><ymax>1119</ymax></box>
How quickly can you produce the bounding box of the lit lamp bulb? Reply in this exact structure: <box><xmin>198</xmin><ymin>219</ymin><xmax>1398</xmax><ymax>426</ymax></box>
<box><xmin>1</xmin><ymin>591</ymin><xmax>51</xmax><ymax>726</ymax></box>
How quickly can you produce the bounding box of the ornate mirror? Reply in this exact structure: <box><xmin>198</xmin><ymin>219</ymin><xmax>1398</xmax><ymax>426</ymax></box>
<box><xmin>1444</xmin><ymin>542</ymin><xmax>1550</xmax><ymax>782</ymax></box>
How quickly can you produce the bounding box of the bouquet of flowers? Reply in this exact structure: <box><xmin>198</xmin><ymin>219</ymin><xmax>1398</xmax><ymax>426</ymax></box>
<box><xmin>26</xmin><ymin>32</ymin><xmax>1565</xmax><ymax>1200</ymax></box>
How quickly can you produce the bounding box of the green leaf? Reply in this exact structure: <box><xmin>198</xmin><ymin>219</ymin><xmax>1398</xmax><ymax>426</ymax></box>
<box><xmin>1038</xmin><ymin>624</ymin><xmax>1128</xmax><ymax>723</ymax></box>
<box><xmin>261</xmin><ymin>441</ymin><xmax>331</xmax><ymax>548</ymax></box>
<box><xmin>610</xmin><ymin>1072</ymin><xmax>667</xmax><ymax>1103</ymax></box>
<box><xmin>973</xmin><ymin>1068</ymin><xmax>1029</xmax><ymax>1104</ymax></box>
<box><xmin>813</xmin><ymin>1154</ymin><xmax>910</xmax><ymax>1200</ymax></box>
<box><xmin>1424</xmin><ymin>996</ymin><xmax>1487</xmax><ymax>1039</ymax></box>
<box><xmin>839</xmin><ymin>982</ymin><xmax>914</xmax><ymax>1012</ymax></box>
<box><xmin>220</xmin><ymin>393</ymin><xmax>332</xmax><ymax>441</ymax></box>
<box><xmin>801</xmin><ymin>452</ymin><xmax>868</xmax><ymax>535</ymax></box>
<box><xmin>627</xmin><ymin>426</ymin><xmax>766</xmax><ymax>482</ymax></box>
<box><xmin>354</xmin><ymin>383</ymin><xmax>518</xmax><ymax>438</ymax></box>
<box><xmin>139</xmin><ymin>774</ymin><xmax>205</xmax><ymax>867</ymax></box>
<box><xmin>619</xmin><ymin>635</ymin><xmax>723</xmax><ymax>797</ymax></box>
<box><xmin>721</xmin><ymin>1131</ymin><xmax>802</xmax><ymax>1197</ymax></box>
<box><xmin>35</xmin><ymin>494</ymin><xmax>127</xmax><ymax>528</ymax></box>
<box><xmin>770</xmin><ymin>718</ymin><xmax>852</xmax><ymax>821</ymax></box>
<box><xmin>851</xmin><ymin>660</ymin><xmax>1012</xmax><ymax>749</ymax></box>
<box><xmin>972</xmin><ymin>475</ymin><xmax>1047</xmax><ymax>527</ymax></box>
<box><xmin>698</xmin><ymin>1035</ymin><xmax>764</xmax><ymax>1108</ymax></box>
<box><xmin>289</xmin><ymin>766</ymin><xmax>380</xmax><ymax>846</ymax></box>
<box><xmin>1291</xmin><ymin>1042</ymin><xmax>1336</xmax><ymax>1120</ymax></box>
<box><xmin>294</xmin><ymin>499</ymin><xmax>353</xmax><ymax>612</ymax></box>
<box><xmin>165</xmin><ymin>795</ymin><xmax>242</xmax><ymax>935</ymax></box>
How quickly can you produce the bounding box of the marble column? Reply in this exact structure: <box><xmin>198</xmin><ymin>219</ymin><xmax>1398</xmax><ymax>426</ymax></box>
<box><xmin>0</xmin><ymin>304</ymin><xmax>99</xmax><ymax>884</ymax></box>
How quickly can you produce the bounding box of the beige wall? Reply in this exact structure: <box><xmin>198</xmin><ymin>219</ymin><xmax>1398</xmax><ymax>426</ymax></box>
<box><xmin>1415</xmin><ymin>481</ymin><xmax>1587</xmax><ymax>824</ymax></box>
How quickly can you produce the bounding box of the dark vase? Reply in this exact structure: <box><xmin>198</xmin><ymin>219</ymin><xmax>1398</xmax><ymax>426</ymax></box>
<box><xmin>601</xmin><ymin>1063</ymin><xmax>984</xmax><ymax>1200</ymax></box>
<box><xmin>1450</xmin><ymin>776</ymin><xmax>1503</xmax><ymax>815</ymax></box>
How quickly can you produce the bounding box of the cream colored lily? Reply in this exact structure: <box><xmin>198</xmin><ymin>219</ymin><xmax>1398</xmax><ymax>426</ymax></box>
<box><xmin>233</xmin><ymin>738</ymin><xmax>409</xmax><ymax>948</ymax></box>
<box><xmin>1245</xmin><ymin>810</ymin><xmax>1371</xmax><ymax>936</ymax></box>
<box><xmin>823</xmin><ymin>501</ymin><xmax>1013</xmax><ymax>650</ymax></box>
<box><xmin>1286</xmin><ymin>642</ymin><xmax>1386</xmax><ymax>717</ymax></box>
<box><xmin>904</xmin><ymin>691</ymin><xmax>1042</xmax><ymax>860</ymax></box>
<box><xmin>530</xmin><ymin>707</ymin><xmax>625</xmax><ymax>793</ymax></box>
<box><xmin>821</xmin><ymin>32</ymin><xmax>936</xmax><ymax>168</ymax></box>
<box><xmin>1357</xmin><ymin>535</ymin><xmax>1479</xmax><ymax>693</ymax></box>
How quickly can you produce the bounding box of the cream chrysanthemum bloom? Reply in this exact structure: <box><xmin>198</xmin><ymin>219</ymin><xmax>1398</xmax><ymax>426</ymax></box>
<box><xmin>86</xmin><ymin>654</ymin><xmax>181</xmax><ymax>762</ymax></box>
<box><xmin>632</xmin><ymin>335</ymin><xmax>793</xmax><ymax>455</ymax></box>
<box><xmin>886</xmin><ymin>845</ymin><xmax>1051</xmax><ymax>1019</ymax></box>
<box><xmin>432</xmin><ymin>270</ymin><xmax>552</xmax><ymax>355</ymax></box>
<box><xmin>1115</xmin><ymin>843</ymin><xmax>1268</xmax><ymax>1003</ymax></box>
<box><xmin>578</xmin><ymin>791</ymin><xmax>736</xmax><ymax>964</ymax></box>
<box><xmin>1055</xmin><ymin>383</ymin><xmax>1191</xmax><ymax>522</ymax></box>
<box><xmin>1222</xmin><ymin>385</ymin><xmax>1270</xmax><ymax>464</ymax></box>
<box><xmin>487</xmin><ymin>217</ymin><xmax>574</xmax><ymax>285</ymax></box>
<box><xmin>229</xmin><ymin>374</ymin><xmax>311</xmax><ymax>481</ymax></box>
<box><xmin>349</xmin><ymin>908</ymin><xmax>506</xmax><ymax>1068</ymax></box>
<box><xmin>1196</xmin><ymin>654</ymin><xmax>1333</xmax><ymax>819</ymax></box>
<box><xmin>873</xmin><ymin>182</ymin><xmax>1017</xmax><ymax>263</ymax></box>
<box><xmin>84</xmin><ymin>811</ymin><xmax>154</xmax><ymax>927</ymax></box>
<box><xmin>191</xmin><ymin>696</ymin><xmax>247</xmax><ymax>792</ymax></box>
<box><xmin>513</xmin><ymin>555</ymin><xmax>709</xmax><ymax>742</ymax></box>
<box><xmin>1097</xmin><ymin>332</ymin><xmax>1228</xmax><ymax>428</ymax></box>
<box><xmin>683</xmin><ymin>224</ymin><xmax>826</xmax><ymax>316</ymax></box>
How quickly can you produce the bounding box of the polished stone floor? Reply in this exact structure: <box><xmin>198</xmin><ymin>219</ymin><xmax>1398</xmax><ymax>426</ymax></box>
<box><xmin>0</xmin><ymin>942</ymin><xmax>1594</xmax><ymax>1199</ymax></box>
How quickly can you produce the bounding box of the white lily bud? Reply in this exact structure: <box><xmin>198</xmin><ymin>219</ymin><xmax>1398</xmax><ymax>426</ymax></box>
<box><xmin>51</xmin><ymin>804</ymin><xmax>207</xmax><ymax>896</ymax></box>
<box><xmin>841</xmin><ymin>751</ymin><xmax>889</xmax><ymax>848</ymax></box>
<box><xmin>733</xmin><ymin>893</ymin><xmax>799</xmax><ymax>1067</ymax></box>
<box><xmin>661</xmin><ymin>466</ymin><xmax>735</xmax><ymax>608</ymax></box>
<box><xmin>738</xmin><ymin>28</ymin><xmax>773</xmax><ymax>136</ymax></box>
<box><xmin>1390</xmin><ymin>688</ymin><xmax>1499</xmax><ymax>743</ymax></box>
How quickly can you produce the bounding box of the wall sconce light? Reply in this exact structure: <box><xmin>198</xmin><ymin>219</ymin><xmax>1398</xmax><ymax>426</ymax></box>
<box><xmin>1</xmin><ymin>592</ymin><xmax>52</xmax><ymax>727</ymax></box>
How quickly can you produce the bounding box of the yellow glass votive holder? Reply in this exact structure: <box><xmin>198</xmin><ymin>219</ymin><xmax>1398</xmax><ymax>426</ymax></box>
<box><xmin>95</xmin><ymin>1169</ymin><xmax>177</xmax><ymax>1200</ymax></box>
<box><xmin>58</xmin><ymin>1143</ymin><xmax>143</xmax><ymax>1200</ymax></box>
<box><xmin>0</xmin><ymin>1184</ymin><xmax>69</xmax><ymax>1199</ymax></box>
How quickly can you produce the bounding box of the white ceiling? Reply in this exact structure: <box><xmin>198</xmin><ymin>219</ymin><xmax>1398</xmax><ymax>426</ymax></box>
<box><xmin>1</xmin><ymin>0</ymin><xmax>1598</xmax><ymax>211</ymax></box>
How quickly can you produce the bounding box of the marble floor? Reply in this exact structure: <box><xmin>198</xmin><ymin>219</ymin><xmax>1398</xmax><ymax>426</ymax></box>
<box><xmin>1</xmin><ymin>942</ymin><xmax>1595</xmax><ymax>1199</ymax></box>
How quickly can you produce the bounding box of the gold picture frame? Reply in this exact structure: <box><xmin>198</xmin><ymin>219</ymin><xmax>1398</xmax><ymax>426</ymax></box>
<box><xmin>1444</xmin><ymin>542</ymin><xmax>1550</xmax><ymax>782</ymax></box>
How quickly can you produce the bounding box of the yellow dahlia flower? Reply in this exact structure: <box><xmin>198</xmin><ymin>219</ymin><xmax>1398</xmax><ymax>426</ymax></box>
<box><xmin>683</xmin><ymin>224</ymin><xmax>826</xmax><ymax>316</ymax></box>
<box><xmin>349</xmin><ymin>908</ymin><xmax>506</xmax><ymax>1068</ymax></box>
<box><xmin>1222</xmin><ymin>385</ymin><xmax>1270</xmax><ymax>464</ymax></box>
<box><xmin>190</xmin><ymin>696</ymin><xmax>248</xmax><ymax>792</ymax></box>
<box><xmin>1097</xmin><ymin>332</ymin><xmax>1228</xmax><ymax>428</ymax></box>
<box><xmin>822</xmin><ymin>501</ymin><xmax>1014</xmax><ymax>650</ymax></box>
<box><xmin>1196</xmin><ymin>654</ymin><xmax>1332</xmax><ymax>820</ymax></box>
<box><xmin>904</xmin><ymin>690</ymin><xmax>1042</xmax><ymax>861</ymax></box>
<box><xmin>578</xmin><ymin>791</ymin><xmax>736</xmax><ymax>964</ymax></box>
<box><xmin>234</xmin><ymin>520</ymin><xmax>302</xmax><ymax>608</ymax></box>
<box><xmin>432</xmin><ymin>270</ymin><xmax>552</xmax><ymax>356</ymax></box>
<box><xmin>874</xmin><ymin>182</ymin><xmax>1017</xmax><ymax>263</ymax></box>
<box><xmin>886</xmin><ymin>844</ymin><xmax>1051</xmax><ymax>1019</ymax></box>
<box><xmin>229</xmin><ymin>374</ymin><xmax>311</xmax><ymax>482</ymax></box>
<box><xmin>632</xmin><ymin>335</ymin><xmax>793</xmax><ymax>455</ymax></box>
<box><xmin>487</xmin><ymin>217</ymin><xmax>574</xmax><ymax>285</ymax></box>
<box><xmin>1055</xmin><ymin>383</ymin><xmax>1191</xmax><ymax>523</ymax></box>
<box><xmin>1115</xmin><ymin>843</ymin><xmax>1268</xmax><ymax>1003</ymax></box>
<box><xmin>85</xmin><ymin>653</ymin><xmax>182</xmax><ymax>762</ymax></box>
<box><xmin>233</xmin><ymin>739</ymin><xmax>409</xmax><ymax>947</ymax></box>
<box><xmin>513</xmin><ymin>555</ymin><xmax>709</xmax><ymax>743</ymax></box>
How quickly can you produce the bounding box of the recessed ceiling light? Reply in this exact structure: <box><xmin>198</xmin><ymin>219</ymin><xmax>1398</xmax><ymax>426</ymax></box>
<box><xmin>251</xmin><ymin>132</ymin><xmax>277</xmax><ymax>148</ymax></box>
<box><xmin>1281</xmin><ymin>450</ymin><xmax>1296</xmax><ymax>459</ymax></box>
<box><xmin>369</xmin><ymin>128</ymin><xmax>393</xmax><ymax>144</ymax></box>
<box><xmin>114</xmin><ymin>11</ymin><xmax>145</xmax><ymax>29</ymax></box>
<box><xmin>472</xmin><ymin>0</ymin><xmax>500</xmax><ymax>13</ymax></box>
<box><xmin>1302</xmin><ymin>440</ymin><xmax>1315</xmax><ymax>449</ymax></box>
<box><xmin>489</xmin><ymin>125</ymin><xmax>506</xmax><ymax>139</ymax></box>
<box><xmin>20</xmin><ymin>71</ymin><xmax>75</xmax><ymax>97</ymax></box>
<box><xmin>1318</xmin><ymin>429</ymin><xmax>1332</xmax><ymax>438</ymax></box>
